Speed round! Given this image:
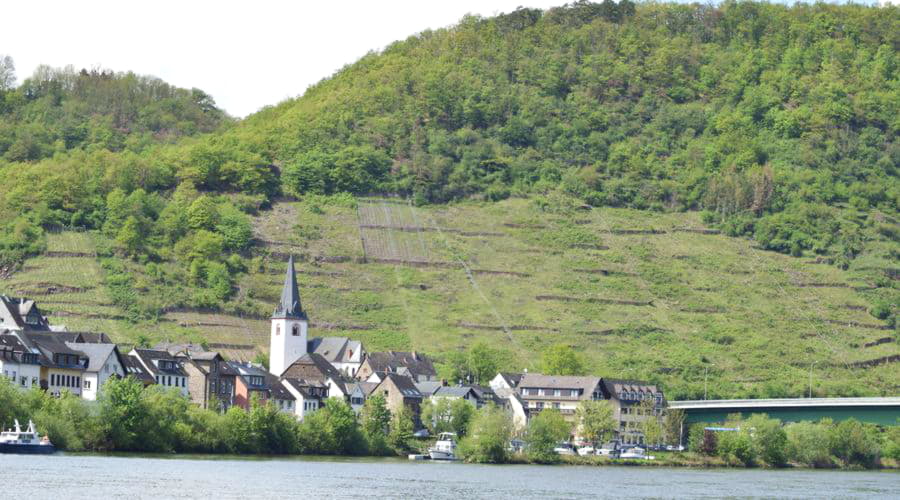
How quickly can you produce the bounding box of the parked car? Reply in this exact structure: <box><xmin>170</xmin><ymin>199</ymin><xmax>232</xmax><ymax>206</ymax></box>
<box><xmin>665</xmin><ymin>445</ymin><xmax>685</xmax><ymax>452</ymax></box>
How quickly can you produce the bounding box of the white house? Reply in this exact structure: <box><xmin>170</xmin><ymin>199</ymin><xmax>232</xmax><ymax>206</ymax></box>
<box><xmin>308</xmin><ymin>337</ymin><xmax>365</xmax><ymax>377</ymax></box>
<box><xmin>67</xmin><ymin>342</ymin><xmax>125</xmax><ymax>401</ymax></box>
<box><xmin>0</xmin><ymin>335</ymin><xmax>41</xmax><ymax>390</ymax></box>
<box><xmin>280</xmin><ymin>379</ymin><xmax>326</xmax><ymax>421</ymax></box>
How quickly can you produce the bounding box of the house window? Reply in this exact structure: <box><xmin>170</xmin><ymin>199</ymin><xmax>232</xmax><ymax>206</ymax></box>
<box><xmin>292</xmin><ymin>325</ymin><xmax>299</xmax><ymax>336</ymax></box>
<box><xmin>85</xmin><ymin>380</ymin><xmax>91</xmax><ymax>389</ymax></box>
<box><xmin>20</xmin><ymin>376</ymin><xmax>26</xmax><ymax>387</ymax></box>
<box><xmin>276</xmin><ymin>325</ymin><xmax>281</xmax><ymax>336</ymax></box>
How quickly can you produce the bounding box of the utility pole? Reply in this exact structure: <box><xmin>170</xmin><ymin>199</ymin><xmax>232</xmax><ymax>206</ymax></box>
<box><xmin>808</xmin><ymin>360</ymin><xmax>819</xmax><ymax>398</ymax></box>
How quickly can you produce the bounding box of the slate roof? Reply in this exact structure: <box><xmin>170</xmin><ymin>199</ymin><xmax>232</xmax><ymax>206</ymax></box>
<box><xmin>131</xmin><ymin>349</ymin><xmax>187</xmax><ymax>377</ymax></box>
<box><xmin>273</xmin><ymin>256</ymin><xmax>306</xmax><ymax>319</ymax></box>
<box><xmin>308</xmin><ymin>337</ymin><xmax>362</xmax><ymax>364</ymax></box>
<box><xmin>121</xmin><ymin>356</ymin><xmax>155</xmax><ymax>384</ymax></box>
<box><xmin>415</xmin><ymin>380</ymin><xmax>443</xmax><ymax>397</ymax></box>
<box><xmin>498</xmin><ymin>372</ymin><xmax>523</xmax><ymax>388</ymax></box>
<box><xmin>265</xmin><ymin>374</ymin><xmax>295</xmax><ymax>401</ymax></box>
<box><xmin>382</xmin><ymin>373</ymin><xmax>423</xmax><ymax>399</ymax></box>
<box><xmin>282</xmin><ymin>378</ymin><xmax>327</xmax><ymax>399</ymax></box>
<box><xmin>364</xmin><ymin>351</ymin><xmax>436</xmax><ymax>380</ymax></box>
<box><xmin>65</xmin><ymin>342</ymin><xmax>119</xmax><ymax>373</ymax></box>
<box><xmin>0</xmin><ymin>335</ymin><xmax>33</xmax><ymax>363</ymax></box>
<box><xmin>517</xmin><ymin>374</ymin><xmax>603</xmax><ymax>401</ymax></box>
<box><xmin>434</xmin><ymin>386</ymin><xmax>476</xmax><ymax>399</ymax></box>
<box><xmin>601</xmin><ymin>378</ymin><xmax>662</xmax><ymax>402</ymax></box>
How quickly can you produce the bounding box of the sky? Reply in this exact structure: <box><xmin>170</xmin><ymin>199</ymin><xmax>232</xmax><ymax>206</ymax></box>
<box><xmin>1</xmin><ymin>0</ymin><xmax>563</xmax><ymax>117</ymax></box>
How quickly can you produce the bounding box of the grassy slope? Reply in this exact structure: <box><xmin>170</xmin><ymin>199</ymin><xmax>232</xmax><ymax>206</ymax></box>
<box><xmin>4</xmin><ymin>198</ymin><xmax>895</xmax><ymax>399</ymax></box>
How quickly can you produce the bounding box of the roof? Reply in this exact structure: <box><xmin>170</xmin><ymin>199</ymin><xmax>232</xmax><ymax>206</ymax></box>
<box><xmin>121</xmin><ymin>356</ymin><xmax>155</xmax><ymax>384</ymax></box>
<box><xmin>282</xmin><ymin>352</ymin><xmax>343</xmax><ymax>382</ymax></box>
<box><xmin>308</xmin><ymin>337</ymin><xmax>361</xmax><ymax>363</ymax></box>
<box><xmin>415</xmin><ymin>380</ymin><xmax>443</xmax><ymax>396</ymax></box>
<box><xmin>499</xmin><ymin>372</ymin><xmax>523</xmax><ymax>388</ymax></box>
<box><xmin>227</xmin><ymin>361</ymin><xmax>269</xmax><ymax>378</ymax></box>
<box><xmin>130</xmin><ymin>349</ymin><xmax>188</xmax><ymax>377</ymax></box>
<box><xmin>518</xmin><ymin>374</ymin><xmax>602</xmax><ymax>400</ymax></box>
<box><xmin>364</xmin><ymin>351</ymin><xmax>436</xmax><ymax>379</ymax></box>
<box><xmin>65</xmin><ymin>342</ymin><xmax>118</xmax><ymax>373</ymax></box>
<box><xmin>0</xmin><ymin>335</ymin><xmax>33</xmax><ymax>363</ymax></box>
<box><xmin>600</xmin><ymin>378</ymin><xmax>661</xmax><ymax>400</ymax></box>
<box><xmin>282</xmin><ymin>378</ymin><xmax>327</xmax><ymax>399</ymax></box>
<box><xmin>381</xmin><ymin>373</ymin><xmax>423</xmax><ymax>399</ymax></box>
<box><xmin>153</xmin><ymin>341</ymin><xmax>207</xmax><ymax>356</ymax></box>
<box><xmin>273</xmin><ymin>255</ymin><xmax>306</xmax><ymax>320</ymax></box>
<box><xmin>434</xmin><ymin>386</ymin><xmax>476</xmax><ymax>399</ymax></box>
<box><xmin>266</xmin><ymin>374</ymin><xmax>295</xmax><ymax>401</ymax></box>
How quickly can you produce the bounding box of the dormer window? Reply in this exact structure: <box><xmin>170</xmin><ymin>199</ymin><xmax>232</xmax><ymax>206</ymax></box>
<box><xmin>249</xmin><ymin>375</ymin><xmax>264</xmax><ymax>386</ymax></box>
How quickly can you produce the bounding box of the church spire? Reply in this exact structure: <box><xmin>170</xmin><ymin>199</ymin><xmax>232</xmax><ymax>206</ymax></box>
<box><xmin>273</xmin><ymin>255</ymin><xmax>306</xmax><ymax>319</ymax></box>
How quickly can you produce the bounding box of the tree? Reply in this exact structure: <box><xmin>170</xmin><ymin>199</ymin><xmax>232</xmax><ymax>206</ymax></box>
<box><xmin>745</xmin><ymin>414</ymin><xmax>787</xmax><ymax>467</ymax></box>
<box><xmin>663</xmin><ymin>408</ymin><xmax>685</xmax><ymax>446</ymax></box>
<box><xmin>638</xmin><ymin>399</ymin><xmax>664</xmax><ymax>448</ymax></box>
<box><xmin>540</xmin><ymin>344</ymin><xmax>585</xmax><ymax>376</ymax></box>
<box><xmin>297</xmin><ymin>398</ymin><xmax>361</xmax><ymax>455</ymax></box>
<box><xmin>575</xmin><ymin>400</ymin><xmax>616</xmax><ymax>445</ymax></box>
<box><xmin>785</xmin><ymin>421</ymin><xmax>832</xmax><ymax>467</ymax></box>
<box><xmin>389</xmin><ymin>404</ymin><xmax>415</xmax><ymax>452</ymax></box>
<box><xmin>361</xmin><ymin>395</ymin><xmax>392</xmax><ymax>454</ymax></box>
<box><xmin>828</xmin><ymin>418</ymin><xmax>880</xmax><ymax>468</ymax></box>
<box><xmin>458</xmin><ymin>404</ymin><xmax>513</xmax><ymax>463</ymax></box>
<box><xmin>0</xmin><ymin>55</ymin><xmax>15</xmax><ymax>90</ymax></box>
<box><xmin>449</xmin><ymin>398</ymin><xmax>475</xmax><ymax>436</ymax></box>
<box><xmin>524</xmin><ymin>408</ymin><xmax>572</xmax><ymax>463</ymax></box>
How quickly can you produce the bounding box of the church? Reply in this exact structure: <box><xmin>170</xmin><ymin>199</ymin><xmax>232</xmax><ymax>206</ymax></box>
<box><xmin>268</xmin><ymin>255</ymin><xmax>366</xmax><ymax>379</ymax></box>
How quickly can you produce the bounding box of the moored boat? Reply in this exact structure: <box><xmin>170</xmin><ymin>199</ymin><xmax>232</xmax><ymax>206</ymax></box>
<box><xmin>428</xmin><ymin>432</ymin><xmax>459</xmax><ymax>461</ymax></box>
<box><xmin>619</xmin><ymin>446</ymin><xmax>654</xmax><ymax>460</ymax></box>
<box><xmin>0</xmin><ymin>420</ymin><xmax>56</xmax><ymax>455</ymax></box>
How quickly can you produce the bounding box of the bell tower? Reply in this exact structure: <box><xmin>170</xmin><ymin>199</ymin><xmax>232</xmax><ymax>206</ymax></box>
<box><xmin>269</xmin><ymin>255</ymin><xmax>308</xmax><ymax>376</ymax></box>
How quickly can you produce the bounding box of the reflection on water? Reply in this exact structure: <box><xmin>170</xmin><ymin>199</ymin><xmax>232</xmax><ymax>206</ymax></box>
<box><xmin>2</xmin><ymin>453</ymin><xmax>897</xmax><ymax>499</ymax></box>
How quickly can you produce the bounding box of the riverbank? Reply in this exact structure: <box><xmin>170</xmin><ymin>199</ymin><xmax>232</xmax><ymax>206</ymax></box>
<box><xmin>550</xmin><ymin>452</ymin><xmax>900</xmax><ymax>470</ymax></box>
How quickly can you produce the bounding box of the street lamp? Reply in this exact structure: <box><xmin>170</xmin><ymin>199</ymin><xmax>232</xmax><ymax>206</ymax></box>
<box><xmin>704</xmin><ymin>364</ymin><xmax>715</xmax><ymax>400</ymax></box>
<box><xmin>808</xmin><ymin>360</ymin><xmax>819</xmax><ymax>398</ymax></box>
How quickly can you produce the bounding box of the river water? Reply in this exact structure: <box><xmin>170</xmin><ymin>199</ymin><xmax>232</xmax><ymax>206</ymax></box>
<box><xmin>3</xmin><ymin>453</ymin><xmax>897</xmax><ymax>499</ymax></box>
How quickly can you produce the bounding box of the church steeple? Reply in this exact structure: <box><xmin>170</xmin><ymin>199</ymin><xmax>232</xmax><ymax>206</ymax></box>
<box><xmin>273</xmin><ymin>255</ymin><xmax>306</xmax><ymax>319</ymax></box>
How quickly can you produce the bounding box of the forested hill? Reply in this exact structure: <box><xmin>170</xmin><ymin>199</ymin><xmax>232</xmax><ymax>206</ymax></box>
<box><xmin>235</xmin><ymin>1</ymin><xmax>898</xmax><ymax>262</ymax></box>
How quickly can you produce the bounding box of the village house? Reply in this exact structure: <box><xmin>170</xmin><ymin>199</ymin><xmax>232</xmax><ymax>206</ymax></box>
<box><xmin>0</xmin><ymin>295</ymin><xmax>55</xmax><ymax>333</ymax></box>
<box><xmin>128</xmin><ymin>349</ymin><xmax>189</xmax><ymax>396</ymax></box>
<box><xmin>373</xmin><ymin>373</ymin><xmax>424</xmax><ymax>427</ymax></box>
<box><xmin>228</xmin><ymin>361</ymin><xmax>295</xmax><ymax>414</ymax></box>
<box><xmin>600</xmin><ymin>379</ymin><xmax>666</xmax><ymax>445</ymax></box>
<box><xmin>281</xmin><ymin>378</ymin><xmax>327</xmax><ymax>420</ymax></box>
<box><xmin>0</xmin><ymin>335</ymin><xmax>41</xmax><ymax>390</ymax></box>
<box><xmin>516</xmin><ymin>373</ymin><xmax>605</xmax><ymax>420</ymax></box>
<box><xmin>34</xmin><ymin>338</ymin><xmax>86</xmax><ymax>397</ymax></box>
<box><xmin>175</xmin><ymin>350</ymin><xmax>237</xmax><ymax>410</ymax></box>
<box><xmin>346</xmin><ymin>381</ymin><xmax>378</xmax><ymax>413</ymax></box>
<box><xmin>67</xmin><ymin>342</ymin><xmax>125</xmax><ymax>401</ymax></box>
<box><xmin>357</xmin><ymin>351</ymin><xmax>436</xmax><ymax>383</ymax></box>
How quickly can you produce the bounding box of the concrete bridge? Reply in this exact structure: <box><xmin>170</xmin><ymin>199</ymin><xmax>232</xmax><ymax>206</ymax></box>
<box><xmin>669</xmin><ymin>397</ymin><xmax>900</xmax><ymax>426</ymax></box>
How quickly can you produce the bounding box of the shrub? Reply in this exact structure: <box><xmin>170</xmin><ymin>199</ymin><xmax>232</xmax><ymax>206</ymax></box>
<box><xmin>524</xmin><ymin>409</ymin><xmax>571</xmax><ymax>463</ymax></box>
<box><xmin>458</xmin><ymin>404</ymin><xmax>513</xmax><ymax>463</ymax></box>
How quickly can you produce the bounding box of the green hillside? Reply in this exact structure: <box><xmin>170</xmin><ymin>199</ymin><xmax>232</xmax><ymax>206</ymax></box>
<box><xmin>5</xmin><ymin>195</ymin><xmax>896</xmax><ymax>399</ymax></box>
<box><xmin>0</xmin><ymin>2</ymin><xmax>897</xmax><ymax>398</ymax></box>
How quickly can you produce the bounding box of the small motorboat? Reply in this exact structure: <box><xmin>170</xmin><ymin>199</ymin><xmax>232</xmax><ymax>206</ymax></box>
<box><xmin>553</xmin><ymin>442</ymin><xmax>577</xmax><ymax>456</ymax></box>
<box><xmin>619</xmin><ymin>446</ymin><xmax>654</xmax><ymax>460</ymax></box>
<box><xmin>0</xmin><ymin>420</ymin><xmax>56</xmax><ymax>455</ymax></box>
<box><xmin>576</xmin><ymin>445</ymin><xmax>595</xmax><ymax>456</ymax></box>
<box><xmin>428</xmin><ymin>432</ymin><xmax>459</xmax><ymax>461</ymax></box>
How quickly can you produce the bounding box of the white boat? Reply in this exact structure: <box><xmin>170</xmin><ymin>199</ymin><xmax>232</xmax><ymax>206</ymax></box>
<box><xmin>553</xmin><ymin>442</ymin><xmax>577</xmax><ymax>456</ymax></box>
<box><xmin>619</xmin><ymin>447</ymin><xmax>654</xmax><ymax>460</ymax></box>
<box><xmin>428</xmin><ymin>432</ymin><xmax>459</xmax><ymax>461</ymax></box>
<box><xmin>577</xmin><ymin>445</ymin><xmax>595</xmax><ymax>456</ymax></box>
<box><xmin>0</xmin><ymin>420</ymin><xmax>56</xmax><ymax>455</ymax></box>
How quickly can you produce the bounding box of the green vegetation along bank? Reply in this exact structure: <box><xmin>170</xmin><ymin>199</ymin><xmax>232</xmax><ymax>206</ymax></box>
<box><xmin>1</xmin><ymin>377</ymin><xmax>897</xmax><ymax>470</ymax></box>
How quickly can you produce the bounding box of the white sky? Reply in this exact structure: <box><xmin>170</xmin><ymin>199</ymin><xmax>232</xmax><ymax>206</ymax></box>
<box><xmin>1</xmin><ymin>0</ymin><xmax>562</xmax><ymax>117</ymax></box>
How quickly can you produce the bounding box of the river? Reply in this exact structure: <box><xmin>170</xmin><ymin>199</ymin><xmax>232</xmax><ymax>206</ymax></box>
<box><xmin>2</xmin><ymin>453</ymin><xmax>897</xmax><ymax>499</ymax></box>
